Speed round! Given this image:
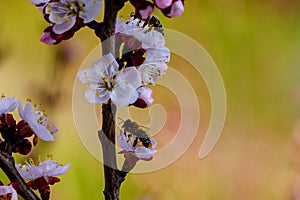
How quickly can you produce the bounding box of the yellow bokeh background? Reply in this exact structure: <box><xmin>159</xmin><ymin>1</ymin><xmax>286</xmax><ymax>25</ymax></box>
<box><xmin>1</xmin><ymin>0</ymin><xmax>300</xmax><ymax>199</ymax></box>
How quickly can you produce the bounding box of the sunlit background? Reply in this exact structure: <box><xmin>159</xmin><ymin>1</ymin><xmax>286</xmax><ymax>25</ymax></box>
<box><xmin>1</xmin><ymin>0</ymin><xmax>300</xmax><ymax>199</ymax></box>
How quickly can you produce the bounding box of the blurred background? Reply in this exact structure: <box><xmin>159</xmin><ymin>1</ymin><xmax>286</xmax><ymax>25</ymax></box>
<box><xmin>1</xmin><ymin>0</ymin><xmax>300</xmax><ymax>199</ymax></box>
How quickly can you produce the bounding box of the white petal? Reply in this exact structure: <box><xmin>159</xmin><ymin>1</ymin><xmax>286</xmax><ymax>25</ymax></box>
<box><xmin>129</xmin><ymin>90</ymin><xmax>139</xmax><ymax>104</ymax></box>
<box><xmin>145</xmin><ymin>47</ymin><xmax>170</xmax><ymax>63</ymax></box>
<box><xmin>111</xmin><ymin>84</ymin><xmax>137</xmax><ymax>107</ymax></box>
<box><xmin>0</xmin><ymin>96</ymin><xmax>18</xmax><ymax>115</ymax></box>
<box><xmin>16</xmin><ymin>164</ymin><xmax>42</xmax><ymax>180</ymax></box>
<box><xmin>31</xmin><ymin>123</ymin><xmax>54</xmax><ymax>141</ymax></box>
<box><xmin>47</xmin><ymin>163</ymin><xmax>70</xmax><ymax>177</ymax></box>
<box><xmin>77</xmin><ymin>68</ymin><xmax>104</xmax><ymax>89</ymax></box>
<box><xmin>79</xmin><ymin>0</ymin><xmax>102</xmax><ymax>23</ymax></box>
<box><xmin>52</xmin><ymin>17</ymin><xmax>76</xmax><ymax>34</ymax></box>
<box><xmin>84</xmin><ymin>89</ymin><xmax>110</xmax><ymax>104</ymax></box>
<box><xmin>135</xmin><ymin>146</ymin><xmax>156</xmax><ymax>159</ymax></box>
<box><xmin>93</xmin><ymin>53</ymin><xmax>119</xmax><ymax>79</ymax></box>
<box><xmin>117</xmin><ymin>67</ymin><xmax>141</xmax><ymax>90</ymax></box>
<box><xmin>142</xmin><ymin>30</ymin><xmax>165</xmax><ymax>49</ymax></box>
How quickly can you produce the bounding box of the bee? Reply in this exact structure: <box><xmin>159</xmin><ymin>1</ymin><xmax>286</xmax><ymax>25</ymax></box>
<box><xmin>129</xmin><ymin>13</ymin><xmax>164</xmax><ymax>35</ymax></box>
<box><xmin>147</xmin><ymin>16</ymin><xmax>164</xmax><ymax>35</ymax></box>
<box><xmin>120</xmin><ymin>119</ymin><xmax>152</xmax><ymax>148</ymax></box>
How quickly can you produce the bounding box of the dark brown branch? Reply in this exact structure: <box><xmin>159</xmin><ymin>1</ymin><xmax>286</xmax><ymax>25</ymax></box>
<box><xmin>0</xmin><ymin>152</ymin><xmax>40</xmax><ymax>200</ymax></box>
<box><xmin>94</xmin><ymin>0</ymin><xmax>129</xmax><ymax>199</ymax></box>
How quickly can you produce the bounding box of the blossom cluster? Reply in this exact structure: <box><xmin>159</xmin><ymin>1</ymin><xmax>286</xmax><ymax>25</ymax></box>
<box><xmin>0</xmin><ymin>96</ymin><xmax>57</xmax><ymax>155</ymax></box>
<box><xmin>30</xmin><ymin>0</ymin><xmax>102</xmax><ymax>44</ymax></box>
<box><xmin>30</xmin><ymin>0</ymin><xmax>185</xmax><ymax>44</ymax></box>
<box><xmin>16</xmin><ymin>155</ymin><xmax>70</xmax><ymax>197</ymax></box>
<box><xmin>0</xmin><ymin>96</ymin><xmax>69</xmax><ymax>199</ymax></box>
<box><xmin>130</xmin><ymin>0</ymin><xmax>184</xmax><ymax>19</ymax></box>
<box><xmin>78</xmin><ymin>16</ymin><xmax>170</xmax><ymax>108</ymax></box>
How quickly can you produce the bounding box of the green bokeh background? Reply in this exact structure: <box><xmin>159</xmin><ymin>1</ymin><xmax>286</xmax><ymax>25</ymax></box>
<box><xmin>1</xmin><ymin>0</ymin><xmax>300</xmax><ymax>199</ymax></box>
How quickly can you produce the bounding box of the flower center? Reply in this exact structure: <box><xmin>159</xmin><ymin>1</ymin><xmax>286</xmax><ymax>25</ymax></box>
<box><xmin>102</xmin><ymin>77</ymin><xmax>116</xmax><ymax>91</ymax></box>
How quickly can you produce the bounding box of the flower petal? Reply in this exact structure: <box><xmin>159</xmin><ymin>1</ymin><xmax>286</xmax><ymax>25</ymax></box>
<box><xmin>135</xmin><ymin>146</ymin><xmax>156</xmax><ymax>160</ymax></box>
<box><xmin>111</xmin><ymin>84</ymin><xmax>137</xmax><ymax>107</ymax></box>
<box><xmin>47</xmin><ymin>163</ymin><xmax>70</xmax><ymax>177</ymax></box>
<box><xmin>79</xmin><ymin>0</ymin><xmax>102</xmax><ymax>23</ymax></box>
<box><xmin>0</xmin><ymin>96</ymin><xmax>18</xmax><ymax>115</ymax></box>
<box><xmin>77</xmin><ymin>68</ymin><xmax>104</xmax><ymax>89</ymax></box>
<box><xmin>0</xmin><ymin>185</ymin><xmax>18</xmax><ymax>200</ymax></box>
<box><xmin>84</xmin><ymin>89</ymin><xmax>110</xmax><ymax>104</ymax></box>
<box><xmin>145</xmin><ymin>47</ymin><xmax>170</xmax><ymax>63</ymax></box>
<box><xmin>117</xmin><ymin>67</ymin><xmax>141</xmax><ymax>90</ymax></box>
<box><xmin>31</xmin><ymin>123</ymin><xmax>54</xmax><ymax>141</ymax></box>
<box><xmin>142</xmin><ymin>30</ymin><xmax>165</xmax><ymax>49</ymax></box>
<box><xmin>52</xmin><ymin>18</ymin><xmax>76</xmax><ymax>34</ymax></box>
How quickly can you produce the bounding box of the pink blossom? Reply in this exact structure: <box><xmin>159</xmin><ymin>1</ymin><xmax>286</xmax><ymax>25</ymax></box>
<box><xmin>18</xmin><ymin>101</ymin><xmax>57</xmax><ymax>141</ymax></box>
<box><xmin>16</xmin><ymin>157</ymin><xmax>70</xmax><ymax>181</ymax></box>
<box><xmin>77</xmin><ymin>53</ymin><xmax>142</xmax><ymax>107</ymax></box>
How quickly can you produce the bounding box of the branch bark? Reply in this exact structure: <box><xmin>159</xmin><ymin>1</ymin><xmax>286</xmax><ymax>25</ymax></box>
<box><xmin>96</xmin><ymin>0</ymin><xmax>126</xmax><ymax>199</ymax></box>
<box><xmin>0</xmin><ymin>152</ymin><xmax>40</xmax><ymax>200</ymax></box>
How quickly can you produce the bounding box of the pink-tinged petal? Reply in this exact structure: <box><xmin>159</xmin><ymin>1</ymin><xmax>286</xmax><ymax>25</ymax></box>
<box><xmin>38</xmin><ymin>4</ymin><xmax>47</xmax><ymax>15</ymax></box>
<box><xmin>129</xmin><ymin>90</ymin><xmax>139</xmax><ymax>105</ymax></box>
<box><xmin>145</xmin><ymin>47</ymin><xmax>170</xmax><ymax>63</ymax></box>
<box><xmin>16</xmin><ymin>158</ymin><xmax>69</xmax><ymax>181</ymax></box>
<box><xmin>30</xmin><ymin>0</ymin><xmax>49</xmax><ymax>6</ymax></box>
<box><xmin>77</xmin><ymin>68</ymin><xmax>103</xmax><ymax>89</ymax></box>
<box><xmin>166</xmin><ymin>0</ymin><xmax>184</xmax><ymax>17</ymax></box>
<box><xmin>47</xmin><ymin>163</ymin><xmax>70</xmax><ymax>177</ymax></box>
<box><xmin>79</xmin><ymin>0</ymin><xmax>102</xmax><ymax>23</ymax></box>
<box><xmin>84</xmin><ymin>89</ymin><xmax>110</xmax><ymax>104</ymax></box>
<box><xmin>52</xmin><ymin>18</ymin><xmax>76</xmax><ymax>34</ymax></box>
<box><xmin>135</xmin><ymin>146</ymin><xmax>156</xmax><ymax>160</ymax></box>
<box><xmin>137</xmin><ymin>5</ymin><xmax>154</xmax><ymax>19</ymax></box>
<box><xmin>154</xmin><ymin>0</ymin><xmax>172</xmax><ymax>9</ymax></box>
<box><xmin>0</xmin><ymin>96</ymin><xmax>18</xmax><ymax>115</ymax></box>
<box><xmin>0</xmin><ymin>185</ymin><xmax>18</xmax><ymax>200</ymax></box>
<box><xmin>142</xmin><ymin>30</ymin><xmax>165</xmax><ymax>49</ymax></box>
<box><xmin>117</xmin><ymin>67</ymin><xmax>142</xmax><ymax>90</ymax></box>
<box><xmin>111</xmin><ymin>84</ymin><xmax>137</xmax><ymax>107</ymax></box>
<box><xmin>31</xmin><ymin>123</ymin><xmax>54</xmax><ymax>141</ymax></box>
<box><xmin>40</xmin><ymin>31</ymin><xmax>57</xmax><ymax>45</ymax></box>
<box><xmin>92</xmin><ymin>53</ymin><xmax>119</xmax><ymax>79</ymax></box>
<box><xmin>16</xmin><ymin>164</ymin><xmax>43</xmax><ymax>180</ymax></box>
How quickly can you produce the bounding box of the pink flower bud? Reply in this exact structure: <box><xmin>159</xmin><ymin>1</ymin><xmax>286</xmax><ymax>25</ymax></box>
<box><xmin>154</xmin><ymin>0</ymin><xmax>172</xmax><ymax>9</ymax></box>
<box><xmin>133</xmin><ymin>87</ymin><xmax>154</xmax><ymax>108</ymax></box>
<box><xmin>40</xmin><ymin>31</ymin><xmax>57</xmax><ymax>45</ymax></box>
<box><xmin>137</xmin><ymin>4</ymin><xmax>154</xmax><ymax>19</ymax></box>
<box><xmin>163</xmin><ymin>0</ymin><xmax>184</xmax><ymax>18</ymax></box>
